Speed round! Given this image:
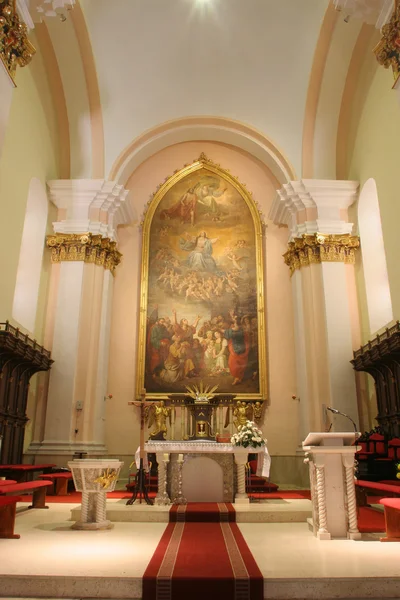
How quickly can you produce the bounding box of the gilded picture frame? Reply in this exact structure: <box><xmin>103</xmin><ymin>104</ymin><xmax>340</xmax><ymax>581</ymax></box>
<box><xmin>136</xmin><ymin>154</ymin><xmax>267</xmax><ymax>402</ymax></box>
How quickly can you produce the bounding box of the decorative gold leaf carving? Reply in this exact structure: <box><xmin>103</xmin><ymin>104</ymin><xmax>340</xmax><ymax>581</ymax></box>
<box><xmin>374</xmin><ymin>0</ymin><xmax>400</xmax><ymax>83</ymax></box>
<box><xmin>283</xmin><ymin>233</ymin><xmax>360</xmax><ymax>275</ymax></box>
<box><xmin>46</xmin><ymin>233</ymin><xmax>122</xmax><ymax>274</ymax></box>
<box><xmin>0</xmin><ymin>0</ymin><xmax>35</xmax><ymax>83</ymax></box>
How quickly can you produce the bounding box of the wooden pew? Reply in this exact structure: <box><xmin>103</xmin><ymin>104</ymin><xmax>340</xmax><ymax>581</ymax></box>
<box><xmin>38</xmin><ymin>472</ymin><xmax>72</xmax><ymax>496</ymax></box>
<box><xmin>0</xmin><ymin>480</ymin><xmax>53</xmax><ymax>509</ymax></box>
<box><xmin>0</xmin><ymin>464</ymin><xmax>56</xmax><ymax>483</ymax></box>
<box><xmin>355</xmin><ymin>480</ymin><xmax>400</xmax><ymax>507</ymax></box>
<box><xmin>0</xmin><ymin>496</ymin><xmax>22</xmax><ymax>539</ymax></box>
<box><xmin>379</xmin><ymin>498</ymin><xmax>400</xmax><ymax>542</ymax></box>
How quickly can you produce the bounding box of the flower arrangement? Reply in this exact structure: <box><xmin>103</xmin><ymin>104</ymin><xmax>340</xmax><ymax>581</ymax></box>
<box><xmin>231</xmin><ymin>420</ymin><xmax>265</xmax><ymax>448</ymax></box>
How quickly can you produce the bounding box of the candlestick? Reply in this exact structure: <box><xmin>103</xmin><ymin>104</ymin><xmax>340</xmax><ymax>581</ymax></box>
<box><xmin>173</xmin><ymin>453</ymin><xmax>187</xmax><ymax>505</ymax></box>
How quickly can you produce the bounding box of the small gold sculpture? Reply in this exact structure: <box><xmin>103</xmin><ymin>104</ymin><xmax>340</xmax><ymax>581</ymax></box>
<box><xmin>185</xmin><ymin>381</ymin><xmax>219</xmax><ymax>403</ymax></box>
<box><xmin>232</xmin><ymin>400</ymin><xmax>252</xmax><ymax>431</ymax></box>
<box><xmin>146</xmin><ymin>400</ymin><xmax>171</xmax><ymax>439</ymax></box>
<box><xmin>94</xmin><ymin>468</ymin><xmax>118</xmax><ymax>489</ymax></box>
<box><xmin>253</xmin><ymin>401</ymin><xmax>263</xmax><ymax>422</ymax></box>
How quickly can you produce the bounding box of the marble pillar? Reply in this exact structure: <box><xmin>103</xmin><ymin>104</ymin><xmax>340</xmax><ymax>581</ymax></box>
<box><xmin>269</xmin><ymin>180</ymin><xmax>360</xmax><ymax>441</ymax></box>
<box><xmin>29</xmin><ymin>180</ymin><xmax>134</xmax><ymax>457</ymax></box>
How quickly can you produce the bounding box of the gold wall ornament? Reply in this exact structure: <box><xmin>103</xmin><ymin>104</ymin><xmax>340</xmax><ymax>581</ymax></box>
<box><xmin>283</xmin><ymin>233</ymin><xmax>360</xmax><ymax>276</ymax></box>
<box><xmin>374</xmin><ymin>0</ymin><xmax>400</xmax><ymax>83</ymax></box>
<box><xmin>0</xmin><ymin>0</ymin><xmax>36</xmax><ymax>83</ymax></box>
<box><xmin>46</xmin><ymin>233</ymin><xmax>122</xmax><ymax>274</ymax></box>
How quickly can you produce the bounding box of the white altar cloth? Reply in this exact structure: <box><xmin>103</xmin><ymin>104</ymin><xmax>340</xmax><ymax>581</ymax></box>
<box><xmin>135</xmin><ymin>441</ymin><xmax>271</xmax><ymax>478</ymax></box>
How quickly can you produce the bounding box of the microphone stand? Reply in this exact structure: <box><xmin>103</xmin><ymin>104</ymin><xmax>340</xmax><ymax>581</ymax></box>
<box><xmin>326</xmin><ymin>407</ymin><xmax>358</xmax><ymax>436</ymax></box>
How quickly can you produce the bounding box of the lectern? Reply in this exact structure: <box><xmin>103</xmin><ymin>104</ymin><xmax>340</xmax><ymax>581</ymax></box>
<box><xmin>302</xmin><ymin>432</ymin><xmax>361</xmax><ymax>540</ymax></box>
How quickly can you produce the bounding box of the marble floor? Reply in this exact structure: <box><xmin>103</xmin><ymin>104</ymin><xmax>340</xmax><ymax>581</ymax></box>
<box><xmin>1</xmin><ymin>500</ymin><xmax>400</xmax><ymax>600</ymax></box>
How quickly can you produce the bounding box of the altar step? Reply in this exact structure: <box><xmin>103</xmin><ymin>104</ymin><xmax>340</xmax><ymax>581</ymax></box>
<box><xmin>70</xmin><ymin>497</ymin><xmax>312</xmax><ymax>524</ymax></box>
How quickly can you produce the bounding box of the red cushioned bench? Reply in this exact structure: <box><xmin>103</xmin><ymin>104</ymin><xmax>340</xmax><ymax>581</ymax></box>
<box><xmin>0</xmin><ymin>480</ymin><xmax>17</xmax><ymax>486</ymax></box>
<box><xmin>379</xmin><ymin>498</ymin><xmax>400</xmax><ymax>542</ymax></box>
<box><xmin>38</xmin><ymin>472</ymin><xmax>72</xmax><ymax>496</ymax></box>
<box><xmin>0</xmin><ymin>496</ymin><xmax>22</xmax><ymax>539</ymax></box>
<box><xmin>0</xmin><ymin>464</ymin><xmax>56</xmax><ymax>483</ymax></box>
<box><xmin>246</xmin><ymin>460</ymin><xmax>279</xmax><ymax>493</ymax></box>
<box><xmin>0</xmin><ymin>480</ymin><xmax>53</xmax><ymax>509</ymax></box>
<box><xmin>355</xmin><ymin>480</ymin><xmax>400</xmax><ymax>507</ymax></box>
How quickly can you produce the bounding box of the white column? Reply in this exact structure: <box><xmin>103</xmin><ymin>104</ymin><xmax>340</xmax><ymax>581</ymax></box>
<box><xmin>234</xmin><ymin>450</ymin><xmax>249</xmax><ymax>504</ymax></box>
<box><xmin>269</xmin><ymin>179</ymin><xmax>360</xmax><ymax>434</ymax></box>
<box><xmin>342</xmin><ymin>453</ymin><xmax>361</xmax><ymax>540</ymax></box>
<box><xmin>31</xmin><ymin>180</ymin><xmax>133</xmax><ymax>457</ymax></box>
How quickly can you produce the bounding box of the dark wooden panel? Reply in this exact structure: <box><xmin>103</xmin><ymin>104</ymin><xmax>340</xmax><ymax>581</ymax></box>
<box><xmin>0</xmin><ymin>322</ymin><xmax>53</xmax><ymax>464</ymax></box>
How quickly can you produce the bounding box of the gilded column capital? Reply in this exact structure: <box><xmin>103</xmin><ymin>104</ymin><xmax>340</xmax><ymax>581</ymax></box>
<box><xmin>0</xmin><ymin>0</ymin><xmax>35</xmax><ymax>83</ymax></box>
<box><xmin>46</xmin><ymin>233</ymin><xmax>122</xmax><ymax>275</ymax></box>
<box><xmin>283</xmin><ymin>233</ymin><xmax>360</xmax><ymax>276</ymax></box>
<box><xmin>374</xmin><ymin>0</ymin><xmax>400</xmax><ymax>84</ymax></box>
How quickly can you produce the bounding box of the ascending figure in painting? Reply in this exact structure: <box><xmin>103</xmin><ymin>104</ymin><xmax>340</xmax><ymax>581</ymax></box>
<box><xmin>160</xmin><ymin>187</ymin><xmax>198</xmax><ymax>226</ymax></box>
<box><xmin>180</xmin><ymin>230</ymin><xmax>219</xmax><ymax>272</ymax></box>
<box><xmin>196</xmin><ymin>181</ymin><xmax>227</xmax><ymax>221</ymax></box>
<box><xmin>147</xmin><ymin>401</ymin><xmax>171</xmax><ymax>439</ymax></box>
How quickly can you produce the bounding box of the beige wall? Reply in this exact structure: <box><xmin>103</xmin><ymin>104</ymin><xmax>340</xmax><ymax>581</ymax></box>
<box><xmin>0</xmin><ymin>32</ymin><xmax>59</xmax><ymax>343</ymax></box>
<box><xmin>107</xmin><ymin>141</ymin><xmax>298</xmax><ymax>465</ymax></box>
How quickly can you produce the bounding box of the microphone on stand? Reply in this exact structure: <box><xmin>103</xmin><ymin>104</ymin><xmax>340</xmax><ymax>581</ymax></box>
<box><xmin>326</xmin><ymin>406</ymin><xmax>358</xmax><ymax>434</ymax></box>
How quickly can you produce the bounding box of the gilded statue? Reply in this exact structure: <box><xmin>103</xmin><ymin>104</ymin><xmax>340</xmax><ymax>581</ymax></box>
<box><xmin>231</xmin><ymin>400</ymin><xmax>251</xmax><ymax>431</ymax></box>
<box><xmin>253</xmin><ymin>401</ymin><xmax>263</xmax><ymax>422</ymax></box>
<box><xmin>146</xmin><ymin>400</ymin><xmax>172</xmax><ymax>439</ymax></box>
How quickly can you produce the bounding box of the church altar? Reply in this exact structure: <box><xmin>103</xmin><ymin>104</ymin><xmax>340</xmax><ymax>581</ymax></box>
<box><xmin>135</xmin><ymin>440</ymin><xmax>271</xmax><ymax>504</ymax></box>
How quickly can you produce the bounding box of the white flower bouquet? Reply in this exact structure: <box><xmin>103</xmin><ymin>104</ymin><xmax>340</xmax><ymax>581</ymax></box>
<box><xmin>231</xmin><ymin>420</ymin><xmax>265</xmax><ymax>449</ymax></box>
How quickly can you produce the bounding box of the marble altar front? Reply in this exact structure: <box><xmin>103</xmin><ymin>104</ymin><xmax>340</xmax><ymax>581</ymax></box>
<box><xmin>135</xmin><ymin>440</ymin><xmax>271</xmax><ymax>504</ymax></box>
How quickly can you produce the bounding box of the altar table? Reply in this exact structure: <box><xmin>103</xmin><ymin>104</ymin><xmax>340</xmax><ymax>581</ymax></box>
<box><xmin>135</xmin><ymin>441</ymin><xmax>271</xmax><ymax>504</ymax></box>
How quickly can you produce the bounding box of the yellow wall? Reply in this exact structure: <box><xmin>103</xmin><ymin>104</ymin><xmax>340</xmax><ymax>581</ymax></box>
<box><xmin>347</xmin><ymin>64</ymin><xmax>400</xmax><ymax>344</ymax></box>
<box><xmin>346</xmin><ymin>62</ymin><xmax>400</xmax><ymax>430</ymax></box>
<box><xmin>0</xmin><ymin>32</ymin><xmax>59</xmax><ymax>345</ymax></box>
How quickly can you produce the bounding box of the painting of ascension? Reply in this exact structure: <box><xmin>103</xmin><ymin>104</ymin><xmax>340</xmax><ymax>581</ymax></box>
<box><xmin>142</xmin><ymin>163</ymin><xmax>265</xmax><ymax>396</ymax></box>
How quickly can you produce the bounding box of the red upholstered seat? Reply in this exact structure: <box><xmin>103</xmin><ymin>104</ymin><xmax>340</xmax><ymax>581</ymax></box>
<box><xmin>356</xmin><ymin>480</ymin><xmax>400</xmax><ymax>495</ymax></box>
<box><xmin>0</xmin><ymin>480</ymin><xmax>17</xmax><ymax>485</ymax></box>
<box><xmin>379</xmin><ymin>498</ymin><xmax>400</xmax><ymax>510</ymax></box>
<box><xmin>0</xmin><ymin>496</ymin><xmax>22</xmax><ymax>506</ymax></box>
<box><xmin>38</xmin><ymin>473</ymin><xmax>72</xmax><ymax>495</ymax></box>
<box><xmin>0</xmin><ymin>480</ymin><xmax>52</xmax><ymax>509</ymax></box>
<box><xmin>0</xmin><ymin>495</ymin><xmax>23</xmax><ymax>539</ymax></box>
<box><xmin>0</xmin><ymin>464</ymin><xmax>55</xmax><ymax>470</ymax></box>
<box><xmin>379</xmin><ymin>497</ymin><xmax>400</xmax><ymax>542</ymax></box>
<box><xmin>38</xmin><ymin>473</ymin><xmax>71</xmax><ymax>479</ymax></box>
<box><xmin>388</xmin><ymin>438</ymin><xmax>400</xmax><ymax>461</ymax></box>
<box><xmin>379</xmin><ymin>480</ymin><xmax>400</xmax><ymax>487</ymax></box>
<box><xmin>367</xmin><ymin>433</ymin><xmax>386</xmax><ymax>455</ymax></box>
<box><xmin>0</xmin><ymin>481</ymin><xmax>52</xmax><ymax>494</ymax></box>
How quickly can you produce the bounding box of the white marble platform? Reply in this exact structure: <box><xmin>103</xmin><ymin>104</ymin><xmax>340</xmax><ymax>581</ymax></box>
<box><xmin>2</xmin><ymin>502</ymin><xmax>400</xmax><ymax>600</ymax></box>
<box><xmin>70</xmin><ymin>497</ymin><xmax>312</xmax><ymax>523</ymax></box>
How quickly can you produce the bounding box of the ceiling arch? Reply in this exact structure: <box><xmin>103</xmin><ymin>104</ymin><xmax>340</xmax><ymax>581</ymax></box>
<box><xmin>109</xmin><ymin>116</ymin><xmax>297</xmax><ymax>187</ymax></box>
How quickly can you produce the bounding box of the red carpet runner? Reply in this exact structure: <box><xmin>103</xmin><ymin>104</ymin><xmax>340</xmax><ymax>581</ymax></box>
<box><xmin>143</xmin><ymin>502</ymin><xmax>263</xmax><ymax>600</ymax></box>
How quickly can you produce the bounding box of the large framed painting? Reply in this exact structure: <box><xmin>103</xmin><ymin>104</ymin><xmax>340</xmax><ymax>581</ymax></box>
<box><xmin>136</xmin><ymin>154</ymin><xmax>267</xmax><ymax>401</ymax></box>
